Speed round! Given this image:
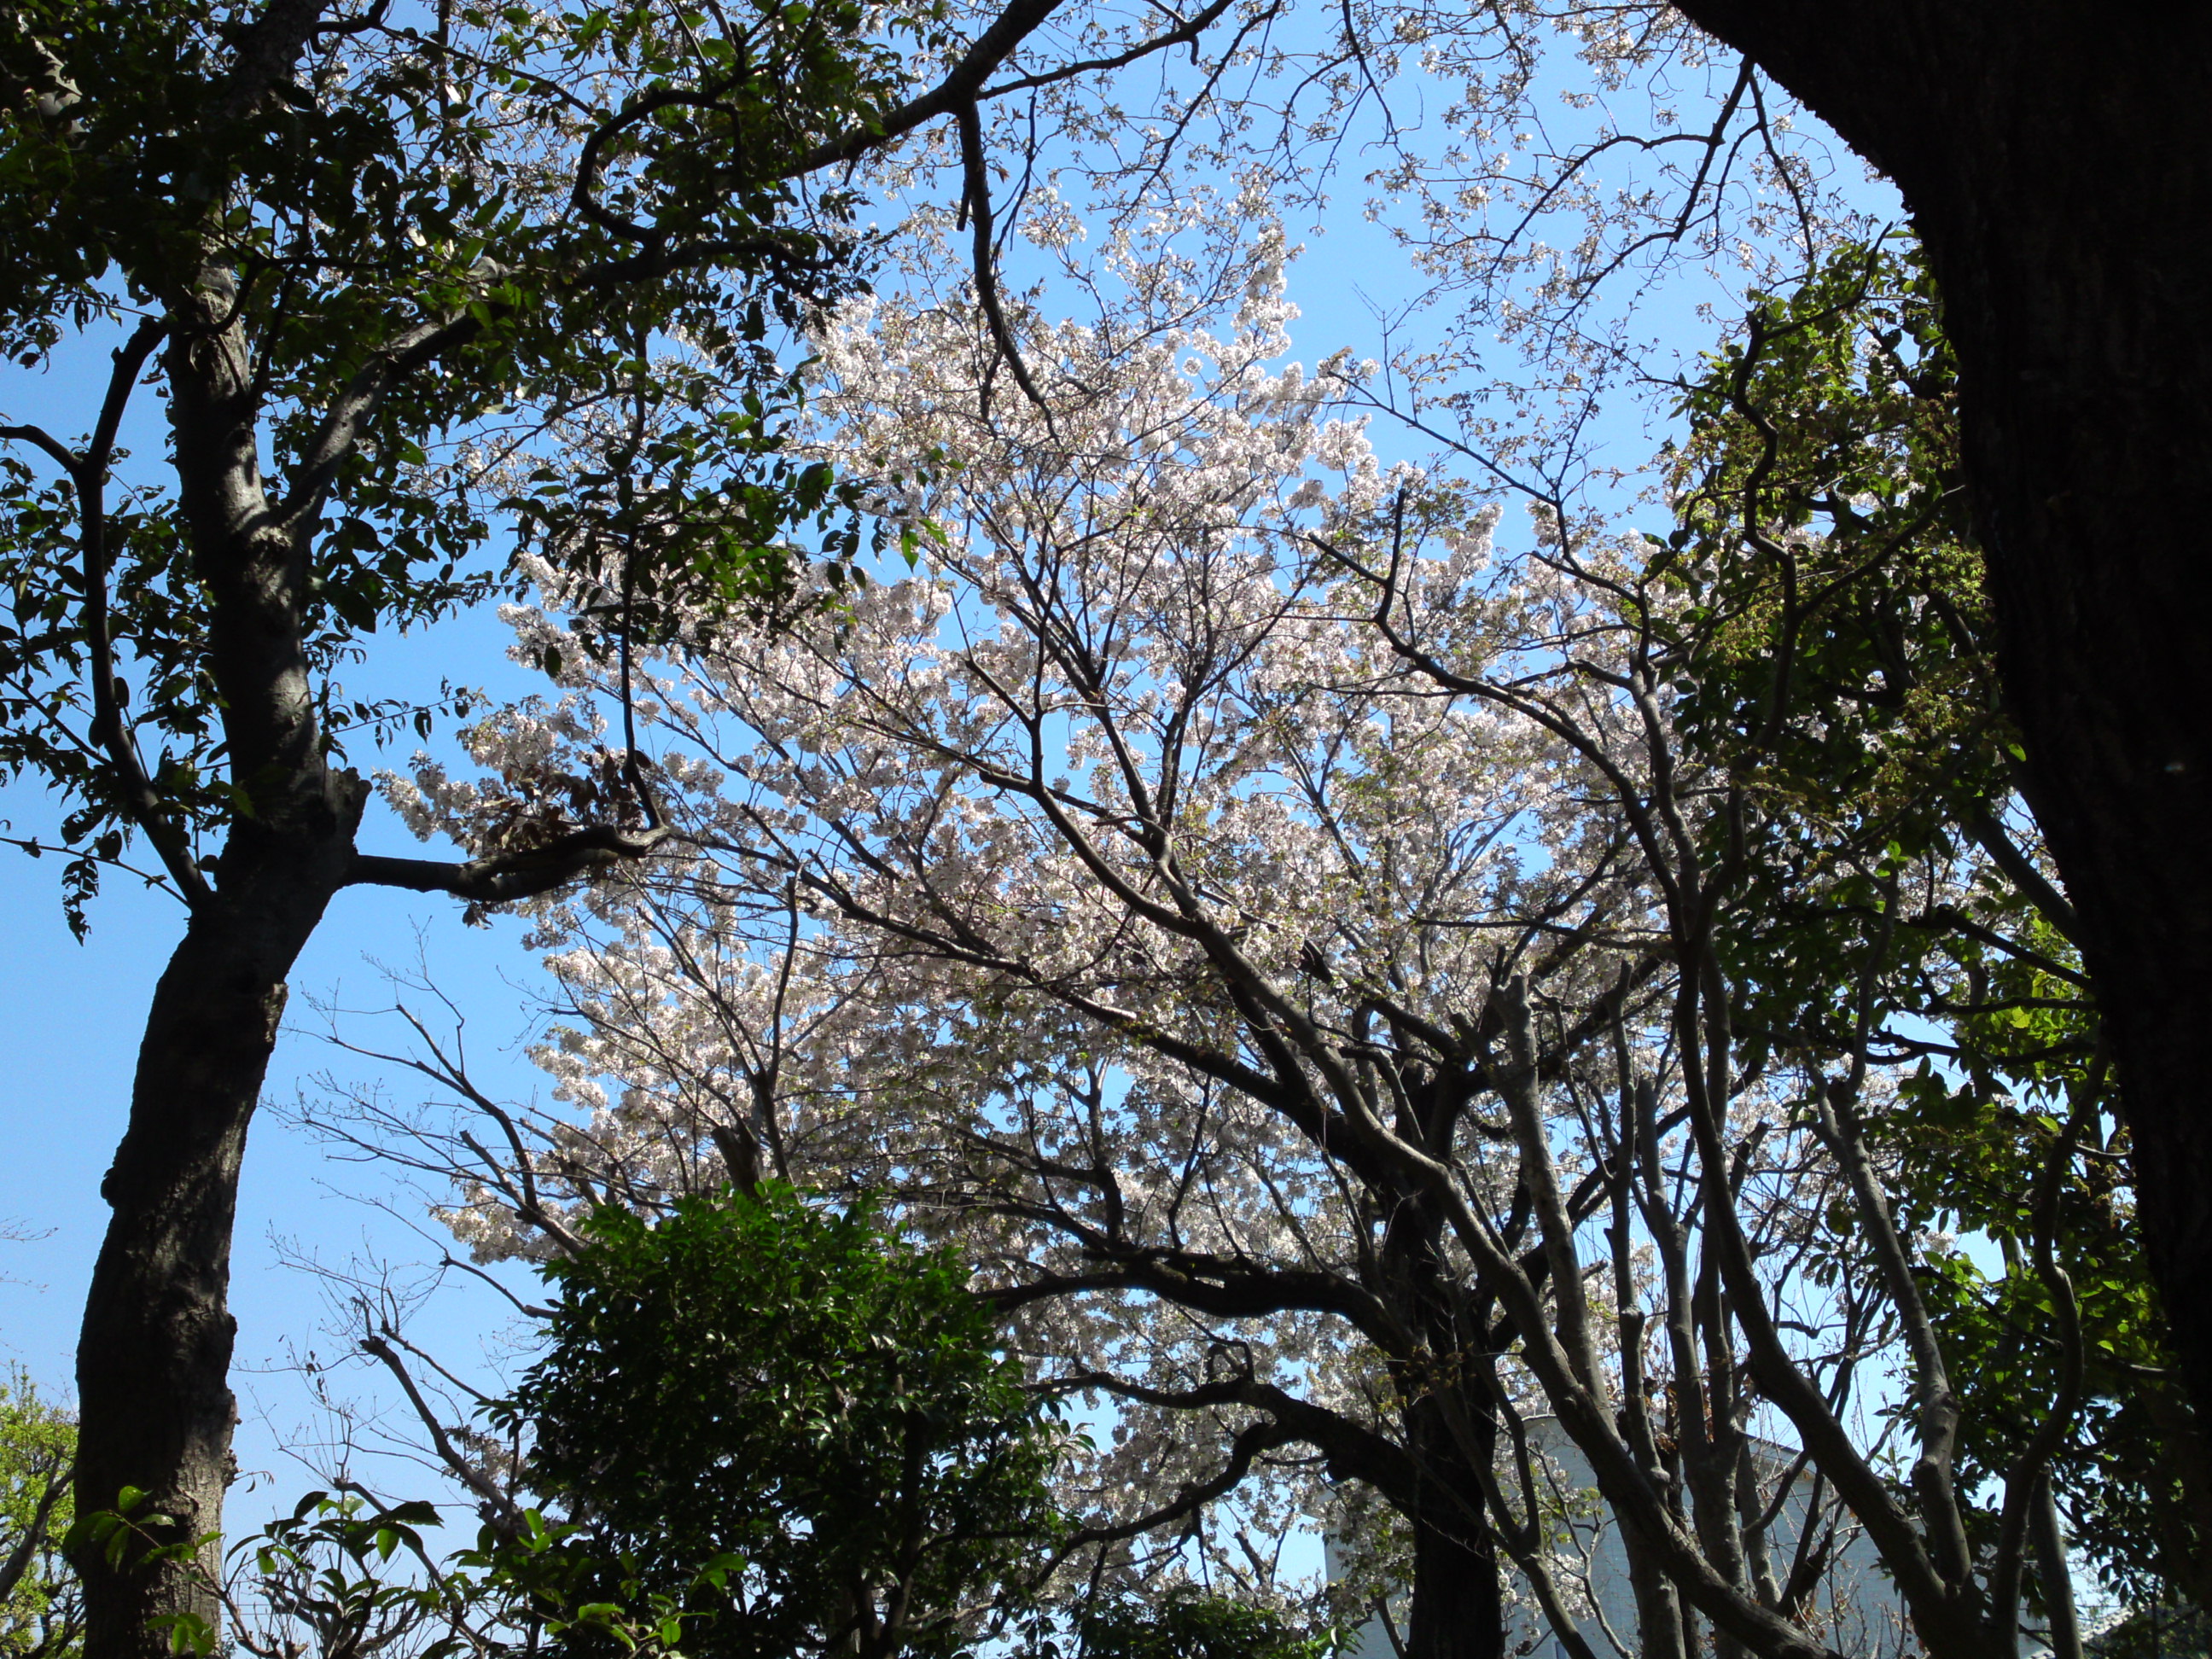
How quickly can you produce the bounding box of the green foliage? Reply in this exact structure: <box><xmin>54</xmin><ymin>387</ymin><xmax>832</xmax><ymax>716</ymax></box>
<box><xmin>69</xmin><ymin>1480</ymin><xmax>774</xmax><ymax>1659</ymax></box>
<box><xmin>0</xmin><ymin>1373</ymin><xmax>79</xmax><ymax>1659</ymax></box>
<box><xmin>69</xmin><ymin>1493</ymin><xmax>1333</xmax><ymax>1659</ymax></box>
<box><xmin>0</xmin><ymin>0</ymin><xmax>920</xmax><ymax>928</ymax></box>
<box><xmin>2092</xmin><ymin>1604</ymin><xmax>2212</xmax><ymax>1659</ymax></box>
<box><xmin>232</xmin><ymin>1491</ymin><xmax>457</xmax><ymax>1659</ymax></box>
<box><xmin>1898</xmin><ymin>1097</ymin><xmax>2202</xmax><ymax>1610</ymax></box>
<box><xmin>232</xmin><ymin>1490</ymin><xmax>739</xmax><ymax>1659</ymax></box>
<box><xmin>1659</xmin><ymin>235</ymin><xmax>2007</xmax><ymax>1055</ymax></box>
<box><xmin>1659</xmin><ymin>236</ymin><xmax>2204</xmax><ymax>1607</ymax></box>
<box><xmin>63</xmin><ymin>1485</ymin><xmax>229</xmax><ymax>1656</ymax></box>
<box><xmin>56</xmin><ymin>1189</ymin><xmax>1067</xmax><ymax>1659</ymax></box>
<box><xmin>492</xmin><ymin>1184</ymin><xmax>1068</xmax><ymax>1659</ymax></box>
<box><xmin>1058</xmin><ymin>1587</ymin><xmax>1343</xmax><ymax>1659</ymax></box>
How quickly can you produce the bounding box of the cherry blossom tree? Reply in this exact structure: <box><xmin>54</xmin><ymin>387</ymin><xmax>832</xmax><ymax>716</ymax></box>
<box><xmin>335</xmin><ymin>218</ymin><xmax>2116</xmax><ymax>1658</ymax></box>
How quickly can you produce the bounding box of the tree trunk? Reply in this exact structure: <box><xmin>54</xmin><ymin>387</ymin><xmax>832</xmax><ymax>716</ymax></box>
<box><xmin>2028</xmin><ymin>1473</ymin><xmax>2082</xmax><ymax>1659</ymax></box>
<box><xmin>1404</xmin><ymin>1395</ymin><xmax>1504</xmax><ymax>1659</ymax></box>
<box><xmin>1668</xmin><ymin>0</ymin><xmax>2212</xmax><ymax>1434</ymax></box>
<box><xmin>74</xmin><ymin>792</ymin><xmax>364</xmax><ymax>1659</ymax></box>
<box><xmin>1622</xmin><ymin>1518</ymin><xmax>1687</xmax><ymax>1659</ymax></box>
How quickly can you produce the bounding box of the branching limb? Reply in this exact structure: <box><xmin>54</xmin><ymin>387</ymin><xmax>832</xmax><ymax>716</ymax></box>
<box><xmin>358</xmin><ymin>1332</ymin><xmax>521</xmax><ymax>1525</ymax></box>
<box><xmin>5</xmin><ymin>319</ymin><xmax>209</xmax><ymax>905</ymax></box>
<box><xmin>215</xmin><ymin>0</ymin><xmax>336</xmax><ymax>121</ymax></box>
<box><xmin>347</xmin><ymin>824</ymin><xmax>670</xmax><ymax>904</ymax></box>
<box><xmin>0</xmin><ymin>835</ymin><xmax>183</xmax><ymax>901</ymax></box>
<box><xmin>1987</xmin><ymin>1068</ymin><xmax>2098</xmax><ymax>1644</ymax></box>
<box><xmin>0</xmin><ymin>1462</ymin><xmax>71</xmax><ymax>1605</ymax></box>
<box><xmin>0</xmin><ymin>7</ymin><xmax>82</xmax><ymax>121</ymax></box>
<box><xmin>1054</xmin><ymin>1416</ymin><xmax>1299</xmax><ymax>1554</ymax></box>
<box><xmin>76</xmin><ymin>320</ymin><xmax>207</xmax><ymax>905</ymax></box>
<box><xmin>278</xmin><ymin>306</ymin><xmax>488</xmax><ymax>536</ymax></box>
<box><xmin>1959</xmin><ymin>800</ymin><xmax>2081</xmax><ymax>947</ymax></box>
<box><xmin>773</xmin><ymin>0</ymin><xmax>1066</xmax><ymax>179</ymax></box>
<box><xmin>956</xmin><ymin>99</ymin><xmax>1051</xmax><ymax>418</ymax></box>
<box><xmin>0</xmin><ymin>422</ymin><xmax>78</xmax><ymax>472</ymax></box>
<box><xmin>1052</xmin><ymin>1369</ymin><xmax>1424</xmax><ymax>1510</ymax></box>
<box><xmin>983</xmin><ymin>0</ymin><xmax>1244</xmax><ymax>97</ymax></box>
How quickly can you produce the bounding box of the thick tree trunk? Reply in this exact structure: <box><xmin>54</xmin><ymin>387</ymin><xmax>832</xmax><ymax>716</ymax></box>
<box><xmin>1403</xmin><ymin>1396</ymin><xmax>1504</xmax><ymax>1659</ymax></box>
<box><xmin>1623</xmin><ymin>1519</ymin><xmax>1687</xmax><ymax>1659</ymax></box>
<box><xmin>1668</xmin><ymin>0</ymin><xmax>2212</xmax><ymax>1434</ymax></box>
<box><xmin>74</xmin><ymin>792</ymin><xmax>364</xmax><ymax>1659</ymax></box>
<box><xmin>1406</xmin><ymin>1509</ymin><xmax>1503</xmax><ymax>1659</ymax></box>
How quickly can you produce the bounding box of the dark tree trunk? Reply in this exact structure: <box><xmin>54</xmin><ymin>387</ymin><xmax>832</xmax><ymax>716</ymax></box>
<box><xmin>1377</xmin><ymin>1173</ymin><xmax>1506</xmax><ymax>1659</ymax></box>
<box><xmin>1668</xmin><ymin>0</ymin><xmax>2212</xmax><ymax>1433</ymax></box>
<box><xmin>75</xmin><ymin>793</ymin><xmax>364</xmax><ymax>1659</ymax></box>
<box><xmin>61</xmin><ymin>256</ymin><xmax>348</xmax><ymax>1659</ymax></box>
<box><xmin>1403</xmin><ymin>1394</ymin><xmax>1504</xmax><ymax>1659</ymax></box>
<box><xmin>1623</xmin><ymin>1519</ymin><xmax>1687</xmax><ymax>1659</ymax></box>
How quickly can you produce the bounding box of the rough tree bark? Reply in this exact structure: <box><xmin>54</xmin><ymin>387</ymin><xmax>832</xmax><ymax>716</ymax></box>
<box><xmin>1403</xmin><ymin>1394</ymin><xmax>1505</xmax><ymax>1659</ymax></box>
<box><xmin>1378</xmin><ymin>1185</ymin><xmax>1506</xmax><ymax>1659</ymax></box>
<box><xmin>1668</xmin><ymin>0</ymin><xmax>2212</xmax><ymax>1429</ymax></box>
<box><xmin>76</xmin><ymin>800</ymin><xmax>365</xmax><ymax>1659</ymax></box>
<box><xmin>72</xmin><ymin>203</ymin><xmax>383</xmax><ymax>1658</ymax></box>
<box><xmin>73</xmin><ymin>288</ymin><xmax>662</xmax><ymax>1656</ymax></box>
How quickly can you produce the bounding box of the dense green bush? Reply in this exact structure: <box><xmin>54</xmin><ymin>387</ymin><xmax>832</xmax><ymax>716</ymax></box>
<box><xmin>495</xmin><ymin>1185</ymin><xmax>1068</xmax><ymax>1659</ymax></box>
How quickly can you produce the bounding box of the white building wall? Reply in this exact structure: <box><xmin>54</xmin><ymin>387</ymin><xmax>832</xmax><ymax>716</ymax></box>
<box><xmin>1332</xmin><ymin>1420</ymin><xmax>1924</xmax><ymax>1659</ymax></box>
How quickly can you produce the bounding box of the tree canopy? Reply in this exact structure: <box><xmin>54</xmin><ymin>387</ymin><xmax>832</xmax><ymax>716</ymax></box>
<box><xmin>0</xmin><ymin>0</ymin><xmax>1246</xmax><ymax>1653</ymax></box>
<box><xmin>325</xmin><ymin>230</ymin><xmax>2205</xmax><ymax>1659</ymax></box>
<box><xmin>10</xmin><ymin>3</ymin><xmax>2212</xmax><ymax>1659</ymax></box>
<box><xmin>0</xmin><ymin>1374</ymin><xmax>79</xmax><ymax>1659</ymax></box>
